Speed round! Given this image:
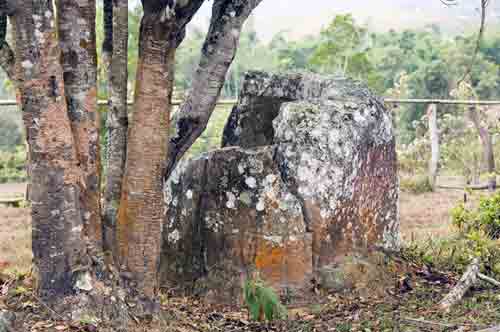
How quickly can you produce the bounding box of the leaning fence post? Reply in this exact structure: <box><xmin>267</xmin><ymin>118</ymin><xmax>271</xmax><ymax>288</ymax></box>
<box><xmin>428</xmin><ymin>103</ymin><xmax>440</xmax><ymax>190</ymax></box>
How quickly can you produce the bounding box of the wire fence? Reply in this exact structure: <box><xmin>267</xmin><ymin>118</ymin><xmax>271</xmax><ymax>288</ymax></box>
<box><xmin>1</xmin><ymin>98</ymin><xmax>499</xmax><ymax>196</ymax></box>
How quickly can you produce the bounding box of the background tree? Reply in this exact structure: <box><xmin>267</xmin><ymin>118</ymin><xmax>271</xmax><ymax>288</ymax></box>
<box><xmin>102</xmin><ymin>0</ymin><xmax>129</xmax><ymax>256</ymax></box>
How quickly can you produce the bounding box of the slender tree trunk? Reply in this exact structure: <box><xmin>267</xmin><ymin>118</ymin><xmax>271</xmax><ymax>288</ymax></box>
<box><xmin>165</xmin><ymin>0</ymin><xmax>263</xmax><ymax>180</ymax></box>
<box><xmin>428</xmin><ymin>103</ymin><xmax>439</xmax><ymax>190</ymax></box>
<box><xmin>12</xmin><ymin>0</ymin><xmax>87</xmax><ymax>301</ymax></box>
<box><xmin>103</xmin><ymin>0</ymin><xmax>128</xmax><ymax>258</ymax></box>
<box><xmin>116</xmin><ymin>9</ymin><xmax>177</xmax><ymax>305</ymax></box>
<box><xmin>468</xmin><ymin>106</ymin><xmax>496</xmax><ymax>191</ymax></box>
<box><xmin>57</xmin><ymin>0</ymin><xmax>102</xmax><ymax>249</ymax></box>
<box><xmin>115</xmin><ymin>0</ymin><xmax>204</xmax><ymax>308</ymax></box>
<box><xmin>102</xmin><ymin>0</ymin><xmax>113</xmax><ymax>77</ymax></box>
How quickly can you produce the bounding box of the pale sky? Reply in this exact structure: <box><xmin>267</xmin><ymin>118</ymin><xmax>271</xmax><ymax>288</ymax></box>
<box><xmin>128</xmin><ymin>0</ymin><xmax>490</xmax><ymax>41</ymax></box>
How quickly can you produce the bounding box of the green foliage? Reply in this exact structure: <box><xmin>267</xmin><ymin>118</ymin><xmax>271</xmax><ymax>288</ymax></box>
<box><xmin>439</xmin><ymin>113</ymin><xmax>484</xmax><ymax>182</ymax></box>
<box><xmin>243</xmin><ymin>275</ymin><xmax>287</xmax><ymax>321</ymax></box>
<box><xmin>0</xmin><ymin>146</ymin><xmax>27</xmax><ymax>184</ymax></box>
<box><xmin>452</xmin><ymin>192</ymin><xmax>500</xmax><ymax>239</ymax></box>
<box><xmin>310</xmin><ymin>14</ymin><xmax>370</xmax><ymax>76</ymax></box>
<box><xmin>406</xmin><ymin>193</ymin><xmax>500</xmax><ymax>280</ymax></box>
<box><xmin>397</xmin><ymin>136</ymin><xmax>430</xmax><ymax>176</ymax></box>
<box><xmin>405</xmin><ymin>233</ymin><xmax>500</xmax><ymax>279</ymax></box>
<box><xmin>183</xmin><ymin>105</ymin><xmax>232</xmax><ymax>158</ymax></box>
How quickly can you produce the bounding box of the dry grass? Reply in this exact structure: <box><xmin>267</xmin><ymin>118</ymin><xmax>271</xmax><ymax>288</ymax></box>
<box><xmin>399</xmin><ymin>189</ymin><xmax>464</xmax><ymax>242</ymax></box>
<box><xmin>0</xmin><ymin>206</ymin><xmax>31</xmax><ymax>274</ymax></box>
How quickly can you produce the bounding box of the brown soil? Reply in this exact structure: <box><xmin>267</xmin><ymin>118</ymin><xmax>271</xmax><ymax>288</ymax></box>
<box><xmin>399</xmin><ymin>189</ymin><xmax>464</xmax><ymax>242</ymax></box>
<box><xmin>0</xmin><ymin>206</ymin><xmax>31</xmax><ymax>274</ymax></box>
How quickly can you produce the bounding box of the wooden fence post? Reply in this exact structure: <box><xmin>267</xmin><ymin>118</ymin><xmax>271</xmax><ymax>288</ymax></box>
<box><xmin>428</xmin><ymin>103</ymin><xmax>440</xmax><ymax>190</ymax></box>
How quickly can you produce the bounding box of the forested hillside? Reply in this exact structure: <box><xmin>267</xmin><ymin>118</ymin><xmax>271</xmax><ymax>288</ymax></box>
<box><xmin>2</xmin><ymin>3</ymin><xmax>500</xmax><ymax>183</ymax></box>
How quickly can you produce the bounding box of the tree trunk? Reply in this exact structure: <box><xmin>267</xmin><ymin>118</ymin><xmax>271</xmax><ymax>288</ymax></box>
<box><xmin>12</xmin><ymin>0</ymin><xmax>87</xmax><ymax>301</ymax></box>
<box><xmin>116</xmin><ymin>9</ymin><xmax>177</xmax><ymax>304</ymax></box>
<box><xmin>467</xmin><ymin>107</ymin><xmax>496</xmax><ymax>191</ymax></box>
<box><xmin>57</xmin><ymin>0</ymin><xmax>102</xmax><ymax>250</ymax></box>
<box><xmin>115</xmin><ymin>0</ymin><xmax>204</xmax><ymax>307</ymax></box>
<box><xmin>428</xmin><ymin>103</ymin><xmax>439</xmax><ymax>190</ymax></box>
<box><xmin>165</xmin><ymin>0</ymin><xmax>263</xmax><ymax>180</ymax></box>
<box><xmin>103</xmin><ymin>0</ymin><xmax>128</xmax><ymax>258</ymax></box>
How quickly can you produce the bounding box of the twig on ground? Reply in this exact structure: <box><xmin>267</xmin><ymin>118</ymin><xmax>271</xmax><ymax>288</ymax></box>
<box><xmin>469</xmin><ymin>326</ymin><xmax>500</xmax><ymax>332</ymax></box>
<box><xmin>400</xmin><ymin>316</ymin><xmax>459</xmax><ymax>329</ymax></box>
<box><xmin>477</xmin><ymin>273</ymin><xmax>500</xmax><ymax>287</ymax></box>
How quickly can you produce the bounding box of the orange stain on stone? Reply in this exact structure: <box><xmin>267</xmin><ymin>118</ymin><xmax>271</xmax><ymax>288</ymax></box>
<box><xmin>255</xmin><ymin>244</ymin><xmax>285</xmax><ymax>271</ymax></box>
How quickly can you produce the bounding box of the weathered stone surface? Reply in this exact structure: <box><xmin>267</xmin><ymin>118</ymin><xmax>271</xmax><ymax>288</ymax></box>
<box><xmin>222</xmin><ymin>71</ymin><xmax>382</xmax><ymax>149</ymax></box>
<box><xmin>161</xmin><ymin>71</ymin><xmax>399</xmax><ymax>302</ymax></box>
<box><xmin>274</xmin><ymin>100</ymin><xmax>399</xmax><ymax>268</ymax></box>
<box><xmin>160</xmin><ymin>147</ymin><xmax>312</xmax><ymax>303</ymax></box>
<box><xmin>317</xmin><ymin>254</ymin><xmax>392</xmax><ymax>297</ymax></box>
<box><xmin>0</xmin><ymin>310</ymin><xmax>15</xmax><ymax>332</ymax></box>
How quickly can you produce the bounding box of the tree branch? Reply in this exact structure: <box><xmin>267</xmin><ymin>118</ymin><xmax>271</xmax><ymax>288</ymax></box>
<box><xmin>438</xmin><ymin>258</ymin><xmax>479</xmax><ymax>311</ymax></box>
<box><xmin>164</xmin><ymin>0</ymin><xmax>263</xmax><ymax>180</ymax></box>
<box><xmin>477</xmin><ymin>272</ymin><xmax>500</xmax><ymax>287</ymax></box>
<box><xmin>457</xmin><ymin>0</ymin><xmax>489</xmax><ymax>85</ymax></box>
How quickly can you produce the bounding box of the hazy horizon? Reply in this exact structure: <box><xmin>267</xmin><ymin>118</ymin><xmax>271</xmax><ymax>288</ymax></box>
<box><xmin>127</xmin><ymin>0</ymin><xmax>493</xmax><ymax>41</ymax></box>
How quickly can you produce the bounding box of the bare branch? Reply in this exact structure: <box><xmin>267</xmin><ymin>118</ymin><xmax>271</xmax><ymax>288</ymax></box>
<box><xmin>440</xmin><ymin>0</ymin><xmax>459</xmax><ymax>6</ymax></box>
<box><xmin>477</xmin><ymin>272</ymin><xmax>500</xmax><ymax>287</ymax></box>
<box><xmin>438</xmin><ymin>258</ymin><xmax>479</xmax><ymax>311</ymax></box>
<box><xmin>164</xmin><ymin>0</ymin><xmax>263</xmax><ymax>180</ymax></box>
<box><xmin>457</xmin><ymin>0</ymin><xmax>489</xmax><ymax>85</ymax></box>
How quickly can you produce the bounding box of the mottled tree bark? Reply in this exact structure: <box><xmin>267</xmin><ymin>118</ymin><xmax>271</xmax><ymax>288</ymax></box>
<box><xmin>467</xmin><ymin>107</ymin><xmax>496</xmax><ymax>191</ymax></box>
<box><xmin>0</xmin><ymin>13</ymin><xmax>14</xmax><ymax>80</ymax></box>
<box><xmin>165</xmin><ymin>0</ymin><xmax>263</xmax><ymax>180</ymax></box>
<box><xmin>57</xmin><ymin>0</ymin><xmax>102</xmax><ymax>249</ymax></box>
<box><xmin>116</xmin><ymin>0</ymin><xmax>203</xmax><ymax>306</ymax></box>
<box><xmin>103</xmin><ymin>0</ymin><xmax>128</xmax><ymax>258</ymax></box>
<box><xmin>102</xmin><ymin>0</ymin><xmax>113</xmax><ymax>72</ymax></box>
<box><xmin>12</xmin><ymin>0</ymin><xmax>87</xmax><ymax>301</ymax></box>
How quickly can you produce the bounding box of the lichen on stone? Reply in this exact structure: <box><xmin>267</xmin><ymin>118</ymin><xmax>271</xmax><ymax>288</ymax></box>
<box><xmin>161</xmin><ymin>71</ymin><xmax>400</xmax><ymax>302</ymax></box>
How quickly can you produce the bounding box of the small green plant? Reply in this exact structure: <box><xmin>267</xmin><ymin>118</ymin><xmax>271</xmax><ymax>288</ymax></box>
<box><xmin>452</xmin><ymin>192</ymin><xmax>500</xmax><ymax>239</ymax></box>
<box><xmin>78</xmin><ymin>314</ymin><xmax>100</xmax><ymax>326</ymax></box>
<box><xmin>336</xmin><ymin>322</ymin><xmax>352</xmax><ymax>332</ymax></box>
<box><xmin>243</xmin><ymin>274</ymin><xmax>287</xmax><ymax>321</ymax></box>
<box><xmin>404</xmin><ymin>194</ymin><xmax>500</xmax><ymax>279</ymax></box>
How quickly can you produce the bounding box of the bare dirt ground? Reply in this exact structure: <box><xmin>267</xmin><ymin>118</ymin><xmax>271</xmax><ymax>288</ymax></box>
<box><xmin>0</xmin><ymin>206</ymin><xmax>31</xmax><ymax>274</ymax></box>
<box><xmin>0</xmin><ymin>183</ymin><xmax>26</xmax><ymax>198</ymax></box>
<box><xmin>399</xmin><ymin>189</ymin><xmax>463</xmax><ymax>242</ymax></box>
